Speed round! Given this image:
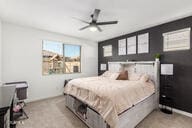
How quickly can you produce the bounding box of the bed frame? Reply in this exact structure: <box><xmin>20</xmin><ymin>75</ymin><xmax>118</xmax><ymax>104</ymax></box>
<box><xmin>65</xmin><ymin>61</ymin><xmax>160</xmax><ymax>128</ymax></box>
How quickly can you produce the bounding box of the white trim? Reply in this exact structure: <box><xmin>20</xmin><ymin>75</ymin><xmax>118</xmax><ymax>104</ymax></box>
<box><xmin>173</xmin><ymin>108</ymin><xmax>192</xmax><ymax>118</ymax></box>
<box><xmin>159</xmin><ymin>104</ymin><xmax>192</xmax><ymax>118</ymax></box>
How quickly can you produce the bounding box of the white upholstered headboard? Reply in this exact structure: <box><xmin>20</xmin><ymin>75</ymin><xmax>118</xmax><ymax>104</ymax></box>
<box><xmin>108</xmin><ymin>61</ymin><xmax>160</xmax><ymax>92</ymax></box>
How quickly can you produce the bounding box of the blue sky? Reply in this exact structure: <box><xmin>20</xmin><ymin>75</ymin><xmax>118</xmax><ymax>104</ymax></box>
<box><xmin>43</xmin><ymin>40</ymin><xmax>80</xmax><ymax>57</ymax></box>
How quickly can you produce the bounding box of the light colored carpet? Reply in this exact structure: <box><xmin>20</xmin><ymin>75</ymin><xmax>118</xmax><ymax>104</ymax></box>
<box><xmin>17</xmin><ymin>96</ymin><xmax>192</xmax><ymax>128</ymax></box>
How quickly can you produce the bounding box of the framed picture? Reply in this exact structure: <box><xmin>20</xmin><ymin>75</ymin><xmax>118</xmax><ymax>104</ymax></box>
<box><xmin>127</xmin><ymin>36</ymin><xmax>136</xmax><ymax>54</ymax></box>
<box><xmin>138</xmin><ymin>33</ymin><xmax>149</xmax><ymax>54</ymax></box>
<box><xmin>100</xmin><ymin>64</ymin><xmax>107</xmax><ymax>71</ymax></box>
<box><xmin>163</xmin><ymin>28</ymin><xmax>190</xmax><ymax>51</ymax></box>
<box><xmin>118</xmin><ymin>39</ymin><xmax>126</xmax><ymax>55</ymax></box>
<box><xmin>103</xmin><ymin>45</ymin><xmax>112</xmax><ymax>57</ymax></box>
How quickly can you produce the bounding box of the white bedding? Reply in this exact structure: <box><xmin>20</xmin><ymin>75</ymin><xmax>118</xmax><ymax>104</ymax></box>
<box><xmin>64</xmin><ymin>76</ymin><xmax>155</xmax><ymax>128</ymax></box>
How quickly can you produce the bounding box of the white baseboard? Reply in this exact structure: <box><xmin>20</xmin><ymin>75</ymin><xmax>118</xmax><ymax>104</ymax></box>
<box><xmin>159</xmin><ymin>104</ymin><xmax>192</xmax><ymax>118</ymax></box>
<box><xmin>172</xmin><ymin>108</ymin><xmax>192</xmax><ymax>118</ymax></box>
<box><xmin>26</xmin><ymin>94</ymin><xmax>63</xmax><ymax>103</ymax></box>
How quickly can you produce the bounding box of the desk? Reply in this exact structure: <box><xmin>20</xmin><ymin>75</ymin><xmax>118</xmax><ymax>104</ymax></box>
<box><xmin>4</xmin><ymin>81</ymin><xmax>28</xmax><ymax>101</ymax></box>
<box><xmin>0</xmin><ymin>86</ymin><xmax>16</xmax><ymax>128</ymax></box>
<box><xmin>4</xmin><ymin>81</ymin><xmax>29</xmax><ymax>121</ymax></box>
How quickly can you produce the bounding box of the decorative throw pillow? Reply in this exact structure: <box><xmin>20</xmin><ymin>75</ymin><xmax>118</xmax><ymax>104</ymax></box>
<box><xmin>117</xmin><ymin>70</ymin><xmax>128</xmax><ymax>80</ymax></box>
<box><xmin>102</xmin><ymin>71</ymin><xmax>120</xmax><ymax>80</ymax></box>
<box><xmin>109</xmin><ymin>72</ymin><xmax>120</xmax><ymax>80</ymax></box>
<box><xmin>140</xmin><ymin>74</ymin><xmax>150</xmax><ymax>82</ymax></box>
<box><xmin>102</xmin><ymin>71</ymin><xmax>111</xmax><ymax>77</ymax></box>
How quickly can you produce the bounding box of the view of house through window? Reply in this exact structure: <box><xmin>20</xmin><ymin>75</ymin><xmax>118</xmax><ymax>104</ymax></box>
<box><xmin>42</xmin><ymin>40</ymin><xmax>81</xmax><ymax>75</ymax></box>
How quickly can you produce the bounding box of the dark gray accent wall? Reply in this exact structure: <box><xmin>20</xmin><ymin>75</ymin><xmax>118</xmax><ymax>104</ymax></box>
<box><xmin>98</xmin><ymin>16</ymin><xmax>192</xmax><ymax>113</ymax></box>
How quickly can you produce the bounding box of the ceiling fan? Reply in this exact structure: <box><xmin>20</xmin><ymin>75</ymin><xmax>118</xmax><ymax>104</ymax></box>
<box><xmin>77</xmin><ymin>9</ymin><xmax>118</xmax><ymax>32</ymax></box>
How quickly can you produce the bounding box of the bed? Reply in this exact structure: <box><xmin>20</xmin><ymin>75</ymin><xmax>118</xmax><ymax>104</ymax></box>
<box><xmin>64</xmin><ymin>61</ymin><xmax>160</xmax><ymax>128</ymax></box>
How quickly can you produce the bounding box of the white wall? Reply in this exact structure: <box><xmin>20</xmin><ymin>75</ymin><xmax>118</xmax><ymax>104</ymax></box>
<box><xmin>2</xmin><ymin>23</ymin><xmax>98</xmax><ymax>102</ymax></box>
<box><xmin>0</xmin><ymin>19</ymin><xmax>2</xmax><ymax>83</ymax></box>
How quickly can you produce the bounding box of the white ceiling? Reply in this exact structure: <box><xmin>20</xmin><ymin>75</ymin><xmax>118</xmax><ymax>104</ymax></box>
<box><xmin>1</xmin><ymin>0</ymin><xmax>192</xmax><ymax>42</ymax></box>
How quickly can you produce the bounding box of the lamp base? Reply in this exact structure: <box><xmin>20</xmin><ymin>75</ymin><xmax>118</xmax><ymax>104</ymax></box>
<box><xmin>160</xmin><ymin>108</ymin><xmax>172</xmax><ymax>114</ymax></box>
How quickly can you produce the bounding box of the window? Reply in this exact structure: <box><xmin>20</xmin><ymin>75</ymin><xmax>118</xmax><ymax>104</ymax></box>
<box><xmin>103</xmin><ymin>45</ymin><xmax>112</xmax><ymax>57</ymax></box>
<box><xmin>42</xmin><ymin>40</ymin><xmax>81</xmax><ymax>75</ymax></box>
<box><xmin>127</xmin><ymin>36</ymin><xmax>136</xmax><ymax>54</ymax></box>
<box><xmin>163</xmin><ymin>28</ymin><xmax>190</xmax><ymax>51</ymax></box>
<box><xmin>64</xmin><ymin>44</ymin><xmax>81</xmax><ymax>73</ymax></box>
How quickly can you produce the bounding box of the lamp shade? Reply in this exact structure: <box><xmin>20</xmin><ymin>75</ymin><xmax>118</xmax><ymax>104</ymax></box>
<box><xmin>161</xmin><ymin>64</ymin><xmax>173</xmax><ymax>75</ymax></box>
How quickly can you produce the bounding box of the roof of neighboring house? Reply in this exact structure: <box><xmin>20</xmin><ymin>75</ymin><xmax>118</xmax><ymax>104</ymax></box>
<box><xmin>43</xmin><ymin>50</ymin><xmax>63</xmax><ymax>57</ymax></box>
<box><xmin>49</xmin><ymin>54</ymin><xmax>63</xmax><ymax>61</ymax></box>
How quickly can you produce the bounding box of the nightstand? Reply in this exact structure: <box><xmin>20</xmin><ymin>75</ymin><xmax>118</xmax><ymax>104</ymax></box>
<box><xmin>160</xmin><ymin>64</ymin><xmax>174</xmax><ymax>114</ymax></box>
<box><xmin>64</xmin><ymin>79</ymin><xmax>72</xmax><ymax>87</ymax></box>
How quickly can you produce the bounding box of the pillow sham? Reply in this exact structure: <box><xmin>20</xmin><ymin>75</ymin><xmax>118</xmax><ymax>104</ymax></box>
<box><xmin>117</xmin><ymin>70</ymin><xmax>128</xmax><ymax>80</ymax></box>
<box><xmin>109</xmin><ymin>72</ymin><xmax>120</xmax><ymax>80</ymax></box>
<box><xmin>102</xmin><ymin>71</ymin><xmax>111</xmax><ymax>77</ymax></box>
<box><xmin>102</xmin><ymin>71</ymin><xmax>120</xmax><ymax>80</ymax></box>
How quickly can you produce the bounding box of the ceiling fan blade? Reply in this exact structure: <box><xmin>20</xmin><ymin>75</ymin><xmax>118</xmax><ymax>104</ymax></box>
<box><xmin>96</xmin><ymin>26</ymin><xmax>102</xmax><ymax>32</ymax></box>
<box><xmin>72</xmin><ymin>17</ymin><xmax>90</xmax><ymax>24</ymax></box>
<box><xmin>92</xmin><ymin>9</ymin><xmax>100</xmax><ymax>22</ymax></box>
<box><xmin>79</xmin><ymin>25</ymin><xmax>90</xmax><ymax>31</ymax></box>
<box><xmin>96</xmin><ymin>21</ymin><xmax>118</xmax><ymax>25</ymax></box>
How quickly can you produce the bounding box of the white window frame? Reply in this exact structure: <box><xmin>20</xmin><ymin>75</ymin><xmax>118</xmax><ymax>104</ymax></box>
<box><xmin>103</xmin><ymin>45</ymin><xmax>112</xmax><ymax>57</ymax></box>
<box><xmin>42</xmin><ymin>40</ymin><xmax>81</xmax><ymax>75</ymax></box>
<box><xmin>163</xmin><ymin>28</ymin><xmax>191</xmax><ymax>52</ymax></box>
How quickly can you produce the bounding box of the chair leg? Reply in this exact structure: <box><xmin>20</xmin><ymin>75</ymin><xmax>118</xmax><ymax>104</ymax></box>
<box><xmin>23</xmin><ymin>109</ymin><xmax>29</xmax><ymax>119</ymax></box>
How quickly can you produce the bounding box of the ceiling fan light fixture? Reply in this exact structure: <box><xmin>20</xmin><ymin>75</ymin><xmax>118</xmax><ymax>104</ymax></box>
<box><xmin>78</xmin><ymin>9</ymin><xmax>118</xmax><ymax>32</ymax></box>
<box><xmin>89</xmin><ymin>25</ymin><xmax>98</xmax><ymax>32</ymax></box>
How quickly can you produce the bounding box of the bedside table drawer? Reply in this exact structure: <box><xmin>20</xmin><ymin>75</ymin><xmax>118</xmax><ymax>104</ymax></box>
<box><xmin>160</xmin><ymin>95</ymin><xmax>173</xmax><ymax>107</ymax></box>
<box><xmin>160</xmin><ymin>90</ymin><xmax>173</xmax><ymax>97</ymax></box>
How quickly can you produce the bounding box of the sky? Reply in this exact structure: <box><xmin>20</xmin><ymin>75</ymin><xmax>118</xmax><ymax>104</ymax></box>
<box><xmin>43</xmin><ymin>40</ymin><xmax>80</xmax><ymax>57</ymax></box>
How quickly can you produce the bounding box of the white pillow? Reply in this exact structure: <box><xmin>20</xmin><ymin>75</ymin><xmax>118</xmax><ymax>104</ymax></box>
<box><xmin>102</xmin><ymin>71</ymin><xmax>120</xmax><ymax>80</ymax></box>
<box><xmin>102</xmin><ymin>71</ymin><xmax>110</xmax><ymax>77</ymax></box>
<box><xmin>109</xmin><ymin>72</ymin><xmax>120</xmax><ymax>80</ymax></box>
<box><xmin>140</xmin><ymin>74</ymin><xmax>150</xmax><ymax>82</ymax></box>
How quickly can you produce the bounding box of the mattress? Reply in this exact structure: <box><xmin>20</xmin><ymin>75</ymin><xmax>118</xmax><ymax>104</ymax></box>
<box><xmin>64</xmin><ymin>76</ymin><xmax>155</xmax><ymax>128</ymax></box>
